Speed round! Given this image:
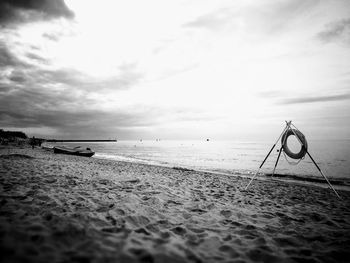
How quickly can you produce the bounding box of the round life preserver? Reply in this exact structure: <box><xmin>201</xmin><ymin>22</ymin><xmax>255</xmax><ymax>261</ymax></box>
<box><xmin>281</xmin><ymin>129</ymin><xmax>308</xmax><ymax>159</ymax></box>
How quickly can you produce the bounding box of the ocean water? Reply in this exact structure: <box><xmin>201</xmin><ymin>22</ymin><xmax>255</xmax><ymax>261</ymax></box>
<box><xmin>50</xmin><ymin>139</ymin><xmax>350</xmax><ymax>188</ymax></box>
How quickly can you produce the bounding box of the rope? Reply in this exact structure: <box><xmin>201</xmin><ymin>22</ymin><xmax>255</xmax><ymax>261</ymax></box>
<box><xmin>282</xmin><ymin>150</ymin><xmax>304</xmax><ymax>165</ymax></box>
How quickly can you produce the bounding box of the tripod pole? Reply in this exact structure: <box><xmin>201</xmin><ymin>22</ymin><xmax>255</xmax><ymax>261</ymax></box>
<box><xmin>306</xmin><ymin>151</ymin><xmax>341</xmax><ymax>199</ymax></box>
<box><xmin>245</xmin><ymin>125</ymin><xmax>288</xmax><ymax>190</ymax></box>
<box><xmin>271</xmin><ymin>146</ymin><xmax>283</xmax><ymax>177</ymax></box>
<box><xmin>272</xmin><ymin>124</ymin><xmax>291</xmax><ymax>177</ymax></box>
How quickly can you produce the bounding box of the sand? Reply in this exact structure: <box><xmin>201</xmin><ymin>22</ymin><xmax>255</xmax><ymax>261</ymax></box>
<box><xmin>0</xmin><ymin>146</ymin><xmax>349</xmax><ymax>263</ymax></box>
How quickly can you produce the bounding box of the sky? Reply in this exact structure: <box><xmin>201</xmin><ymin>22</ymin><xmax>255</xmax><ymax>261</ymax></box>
<box><xmin>0</xmin><ymin>0</ymin><xmax>349</xmax><ymax>140</ymax></box>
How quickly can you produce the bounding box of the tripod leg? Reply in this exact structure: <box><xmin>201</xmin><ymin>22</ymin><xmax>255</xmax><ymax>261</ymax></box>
<box><xmin>245</xmin><ymin>169</ymin><xmax>261</xmax><ymax>190</ymax></box>
<box><xmin>272</xmin><ymin>146</ymin><xmax>283</xmax><ymax>177</ymax></box>
<box><xmin>245</xmin><ymin>143</ymin><xmax>276</xmax><ymax>190</ymax></box>
<box><xmin>306</xmin><ymin>151</ymin><xmax>341</xmax><ymax>199</ymax></box>
<box><xmin>272</xmin><ymin>125</ymin><xmax>291</xmax><ymax>177</ymax></box>
<box><xmin>245</xmin><ymin>125</ymin><xmax>288</xmax><ymax>190</ymax></box>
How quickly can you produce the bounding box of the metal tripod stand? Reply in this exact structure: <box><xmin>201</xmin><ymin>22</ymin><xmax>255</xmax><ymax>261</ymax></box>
<box><xmin>245</xmin><ymin>121</ymin><xmax>341</xmax><ymax>199</ymax></box>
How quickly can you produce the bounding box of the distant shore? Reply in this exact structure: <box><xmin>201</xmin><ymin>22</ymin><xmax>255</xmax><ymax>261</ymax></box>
<box><xmin>0</xmin><ymin>145</ymin><xmax>349</xmax><ymax>262</ymax></box>
<box><xmin>46</xmin><ymin>139</ymin><xmax>117</xmax><ymax>142</ymax></box>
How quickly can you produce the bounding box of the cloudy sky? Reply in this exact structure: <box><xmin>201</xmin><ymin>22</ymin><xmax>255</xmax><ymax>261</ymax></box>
<box><xmin>0</xmin><ymin>0</ymin><xmax>349</xmax><ymax>140</ymax></box>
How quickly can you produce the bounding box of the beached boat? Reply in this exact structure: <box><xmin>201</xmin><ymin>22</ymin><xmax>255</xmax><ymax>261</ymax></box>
<box><xmin>41</xmin><ymin>145</ymin><xmax>54</xmax><ymax>151</ymax></box>
<box><xmin>53</xmin><ymin>146</ymin><xmax>95</xmax><ymax>157</ymax></box>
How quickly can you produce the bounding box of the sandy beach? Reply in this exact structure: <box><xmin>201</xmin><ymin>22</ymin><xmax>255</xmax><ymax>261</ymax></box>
<box><xmin>0</xmin><ymin>146</ymin><xmax>349</xmax><ymax>263</ymax></box>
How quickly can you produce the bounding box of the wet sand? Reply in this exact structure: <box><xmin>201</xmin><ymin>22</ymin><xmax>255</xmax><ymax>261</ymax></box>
<box><xmin>0</xmin><ymin>146</ymin><xmax>350</xmax><ymax>263</ymax></box>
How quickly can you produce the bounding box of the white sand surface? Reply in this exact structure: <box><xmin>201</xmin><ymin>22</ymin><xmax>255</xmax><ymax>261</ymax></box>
<box><xmin>0</xmin><ymin>146</ymin><xmax>349</xmax><ymax>263</ymax></box>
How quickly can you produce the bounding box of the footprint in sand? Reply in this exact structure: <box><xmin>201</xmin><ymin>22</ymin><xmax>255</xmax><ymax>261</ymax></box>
<box><xmin>44</xmin><ymin>178</ymin><xmax>57</xmax><ymax>184</ymax></box>
<box><xmin>123</xmin><ymin>179</ymin><xmax>140</xmax><ymax>184</ymax></box>
<box><xmin>170</xmin><ymin>226</ymin><xmax>187</xmax><ymax>236</ymax></box>
<box><xmin>189</xmin><ymin>208</ymin><xmax>207</xmax><ymax>214</ymax></box>
<box><xmin>166</xmin><ymin>200</ymin><xmax>183</xmax><ymax>206</ymax></box>
<box><xmin>106</xmin><ymin>214</ymin><xmax>117</xmax><ymax>225</ymax></box>
<box><xmin>159</xmin><ymin>231</ymin><xmax>171</xmax><ymax>239</ymax></box>
<box><xmin>96</xmin><ymin>203</ymin><xmax>114</xmax><ymax>213</ymax></box>
<box><xmin>134</xmin><ymin>227</ymin><xmax>151</xmax><ymax>236</ymax></box>
<box><xmin>220</xmin><ymin>210</ymin><xmax>232</xmax><ymax>218</ymax></box>
<box><xmin>102</xmin><ymin>226</ymin><xmax>130</xmax><ymax>234</ymax></box>
<box><xmin>110</xmin><ymin>208</ymin><xmax>126</xmax><ymax>216</ymax></box>
<box><xmin>98</xmin><ymin>179</ymin><xmax>110</xmax><ymax>185</ymax></box>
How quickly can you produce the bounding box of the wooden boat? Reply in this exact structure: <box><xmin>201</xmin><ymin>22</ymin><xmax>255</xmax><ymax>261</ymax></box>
<box><xmin>53</xmin><ymin>146</ymin><xmax>95</xmax><ymax>157</ymax></box>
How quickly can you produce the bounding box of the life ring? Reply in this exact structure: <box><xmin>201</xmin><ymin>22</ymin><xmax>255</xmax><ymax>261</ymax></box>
<box><xmin>281</xmin><ymin>129</ymin><xmax>308</xmax><ymax>159</ymax></box>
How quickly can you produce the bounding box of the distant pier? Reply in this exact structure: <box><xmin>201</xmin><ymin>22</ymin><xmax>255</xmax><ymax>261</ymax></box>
<box><xmin>46</xmin><ymin>139</ymin><xmax>117</xmax><ymax>142</ymax></box>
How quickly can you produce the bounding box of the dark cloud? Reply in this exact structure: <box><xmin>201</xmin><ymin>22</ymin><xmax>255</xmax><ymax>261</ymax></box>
<box><xmin>0</xmin><ymin>43</ymin><xmax>27</xmax><ymax>68</ymax></box>
<box><xmin>0</xmin><ymin>37</ymin><xmax>147</xmax><ymax>138</ymax></box>
<box><xmin>0</xmin><ymin>44</ymin><xmax>142</xmax><ymax>90</ymax></box>
<box><xmin>0</xmin><ymin>84</ymin><xmax>12</xmax><ymax>94</ymax></box>
<box><xmin>0</xmin><ymin>0</ymin><xmax>74</xmax><ymax>25</ymax></box>
<box><xmin>281</xmin><ymin>93</ymin><xmax>350</xmax><ymax>104</ymax></box>
<box><xmin>8</xmin><ymin>70</ymin><xmax>27</xmax><ymax>83</ymax></box>
<box><xmin>30</xmin><ymin>66</ymin><xmax>143</xmax><ymax>91</ymax></box>
<box><xmin>0</xmin><ymin>43</ymin><xmax>15</xmax><ymax>66</ymax></box>
<box><xmin>33</xmin><ymin>68</ymin><xmax>87</xmax><ymax>86</ymax></box>
<box><xmin>2</xmin><ymin>64</ymin><xmax>143</xmax><ymax>92</ymax></box>
<box><xmin>26</xmin><ymin>52</ymin><xmax>48</xmax><ymax>63</ymax></box>
<box><xmin>0</xmin><ymin>85</ymin><xmax>158</xmax><ymax>139</ymax></box>
<box><xmin>317</xmin><ymin>18</ymin><xmax>350</xmax><ymax>45</ymax></box>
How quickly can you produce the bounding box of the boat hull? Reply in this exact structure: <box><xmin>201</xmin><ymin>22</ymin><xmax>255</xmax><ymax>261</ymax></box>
<box><xmin>53</xmin><ymin>146</ymin><xmax>95</xmax><ymax>157</ymax></box>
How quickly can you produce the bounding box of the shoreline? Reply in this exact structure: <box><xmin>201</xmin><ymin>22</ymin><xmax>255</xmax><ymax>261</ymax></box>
<box><xmin>92</xmin><ymin>152</ymin><xmax>350</xmax><ymax>193</ymax></box>
<box><xmin>45</xmin><ymin>139</ymin><xmax>350</xmax><ymax>189</ymax></box>
<box><xmin>1</xmin><ymin>146</ymin><xmax>350</xmax><ymax>262</ymax></box>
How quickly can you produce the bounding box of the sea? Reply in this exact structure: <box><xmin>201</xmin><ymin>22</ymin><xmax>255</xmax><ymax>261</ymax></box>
<box><xmin>49</xmin><ymin>139</ymin><xmax>350</xmax><ymax>190</ymax></box>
